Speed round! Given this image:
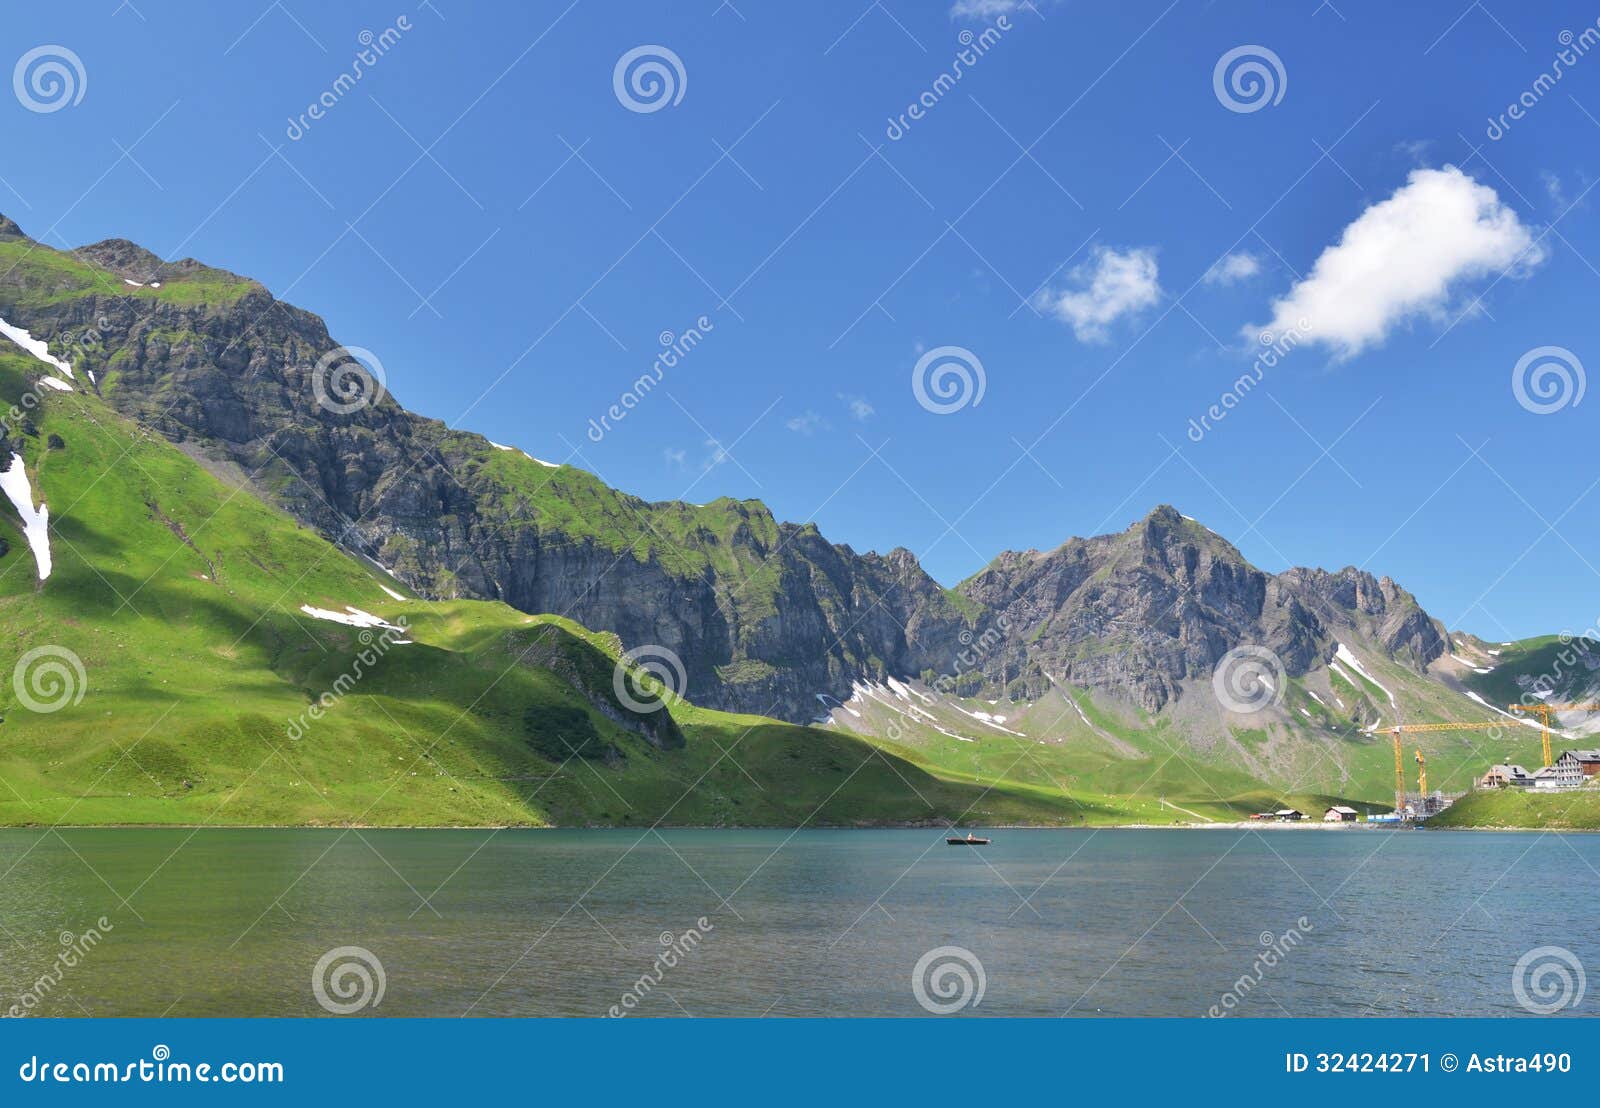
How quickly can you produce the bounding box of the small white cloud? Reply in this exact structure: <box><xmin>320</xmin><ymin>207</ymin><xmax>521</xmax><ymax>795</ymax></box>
<box><xmin>702</xmin><ymin>438</ymin><xmax>730</xmax><ymax>470</ymax></box>
<box><xmin>1035</xmin><ymin>245</ymin><xmax>1162</xmax><ymax>342</ymax></box>
<box><xmin>786</xmin><ymin>411</ymin><xmax>823</xmax><ymax>435</ymax></box>
<box><xmin>1540</xmin><ymin>169</ymin><xmax>1590</xmax><ymax>213</ymax></box>
<box><xmin>663</xmin><ymin>447</ymin><xmax>687</xmax><ymax>470</ymax></box>
<box><xmin>951</xmin><ymin>0</ymin><xmax>1024</xmax><ymax>17</ymax></box>
<box><xmin>1249</xmin><ymin>166</ymin><xmax>1545</xmax><ymax>358</ymax></box>
<box><xmin>1203</xmin><ymin>252</ymin><xmax>1261</xmax><ymax>286</ymax></box>
<box><xmin>839</xmin><ymin>393</ymin><xmax>875</xmax><ymax>421</ymax></box>
<box><xmin>1542</xmin><ymin>170</ymin><xmax>1567</xmax><ymax>208</ymax></box>
<box><xmin>1394</xmin><ymin>139</ymin><xmax>1434</xmax><ymax>166</ymax></box>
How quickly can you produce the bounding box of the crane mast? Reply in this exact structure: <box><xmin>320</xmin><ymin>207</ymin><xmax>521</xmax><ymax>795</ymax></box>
<box><xmin>1508</xmin><ymin>703</ymin><xmax>1600</xmax><ymax>769</ymax></box>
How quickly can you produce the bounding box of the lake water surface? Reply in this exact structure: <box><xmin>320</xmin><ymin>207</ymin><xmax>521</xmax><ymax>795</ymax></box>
<box><xmin>0</xmin><ymin>828</ymin><xmax>1594</xmax><ymax>1017</ymax></box>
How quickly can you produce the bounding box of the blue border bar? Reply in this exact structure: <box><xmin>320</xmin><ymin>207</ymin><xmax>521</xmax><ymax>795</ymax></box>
<box><xmin>4</xmin><ymin>1019</ymin><xmax>1591</xmax><ymax>1101</ymax></box>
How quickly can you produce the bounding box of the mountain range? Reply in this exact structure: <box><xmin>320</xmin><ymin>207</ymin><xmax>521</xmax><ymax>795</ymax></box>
<box><xmin>2</xmin><ymin>213</ymin><xmax>1594</xmax><ymax>826</ymax></box>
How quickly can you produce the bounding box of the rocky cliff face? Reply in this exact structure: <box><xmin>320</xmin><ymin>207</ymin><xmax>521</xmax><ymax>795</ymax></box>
<box><xmin>0</xmin><ymin>218</ymin><xmax>1450</xmax><ymax>723</ymax></box>
<box><xmin>957</xmin><ymin>507</ymin><xmax>1447</xmax><ymax>712</ymax></box>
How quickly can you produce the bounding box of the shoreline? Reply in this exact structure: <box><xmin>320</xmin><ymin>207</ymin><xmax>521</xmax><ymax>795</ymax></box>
<box><xmin>0</xmin><ymin>820</ymin><xmax>1586</xmax><ymax>832</ymax></box>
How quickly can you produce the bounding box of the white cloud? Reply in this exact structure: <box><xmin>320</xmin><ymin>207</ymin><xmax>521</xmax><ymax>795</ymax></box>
<box><xmin>1250</xmin><ymin>166</ymin><xmax>1545</xmax><ymax>358</ymax></box>
<box><xmin>786</xmin><ymin>411</ymin><xmax>823</xmax><ymax>435</ymax></box>
<box><xmin>1203</xmin><ymin>252</ymin><xmax>1261</xmax><ymax>286</ymax></box>
<box><xmin>1394</xmin><ymin>138</ymin><xmax>1434</xmax><ymax>166</ymax></box>
<box><xmin>663</xmin><ymin>447</ymin><xmax>687</xmax><ymax>470</ymax></box>
<box><xmin>1035</xmin><ymin>246</ymin><xmax>1161</xmax><ymax>342</ymax></box>
<box><xmin>1542</xmin><ymin>170</ymin><xmax>1567</xmax><ymax>208</ymax></box>
<box><xmin>951</xmin><ymin>0</ymin><xmax>1024</xmax><ymax>17</ymax></box>
<box><xmin>839</xmin><ymin>393</ymin><xmax>875</xmax><ymax>421</ymax></box>
<box><xmin>702</xmin><ymin>438</ymin><xmax>730</xmax><ymax>470</ymax></box>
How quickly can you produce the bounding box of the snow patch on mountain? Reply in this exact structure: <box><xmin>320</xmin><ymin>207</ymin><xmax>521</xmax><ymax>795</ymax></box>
<box><xmin>1449</xmin><ymin>652</ymin><xmax>1493</xmax><ymax>674</ymax></box>
<box><xmin>1</xmin><ymin>453</ymin><xmax>51</xmax><ymax>580</ymax></box>
<box><xmin>489</xmin><ymin>441</ymin><xmax>559</xmax><ymax>468</ymax></box>
<box><xmin>947</xmin><ymin>699</ymin><xmax>1025</xmax><ymax>735</ymax></box>
<box><xmin>1465</xmin><ymin>691</ymin><xmax>1545</xmax><ymax>731</ymax></box>
<box><xmin>0</xmin><ymin>316</ymin><xmax>74</xmax><ymax>379</ymax></box>
<box><xmin>299</xmin><ymin>604</ymin><xmax>406</xmax><ymax>634</ymax></box>
<box><xmin>1335</xmin><ymin>643</ymin><xmax>1395</xmax><ymax>707</ymax></box>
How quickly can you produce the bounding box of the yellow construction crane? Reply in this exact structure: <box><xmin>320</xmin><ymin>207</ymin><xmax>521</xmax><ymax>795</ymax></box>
<box><xmin>1414</xmin><ymin>749</ymin><xmax>1427</xmax><ymax>798</ymax></box>
<box><xmin>1509</xmin><ymin>703</ymin><xmax>1600</xmax><ymax>769</ymax></box>
<box><xmin>1373</xmin><ymin>720</ymin><xmax>1532</xmax><ymax>816</ymax></box>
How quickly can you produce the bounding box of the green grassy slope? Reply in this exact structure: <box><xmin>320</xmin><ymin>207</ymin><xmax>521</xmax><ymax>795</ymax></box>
<box><xmin>1430</xmin><ymin>788</ymin><xmax>1600</xmax><ymax>830</ymax></box>
<box><xmin>823</xmin><ymin>680</ymin><xmax>1380</xmax><ymax>822</ymax></box>
<box><xmin>0</xmin><ymin>349</ymin><xmax>1214</xmax><ymax>828</ymax></box>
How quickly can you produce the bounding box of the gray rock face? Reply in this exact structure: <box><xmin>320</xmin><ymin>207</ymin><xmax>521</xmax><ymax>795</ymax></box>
<box><xmin>0</xmin><ymin>219</ymin><xmax>1450</xmax><ymax>723</ymax></box>
<box><xmin>960</xmin><ymin>507</ymin><xmax>1445</xmax><ymax>711</ymax></box>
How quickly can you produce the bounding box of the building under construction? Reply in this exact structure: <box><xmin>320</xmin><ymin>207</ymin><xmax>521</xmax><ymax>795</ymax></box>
<box><xmin>1371</xmin><ymin>702</ymin><xmax>1600</xmax><ymax>821</ymax></box>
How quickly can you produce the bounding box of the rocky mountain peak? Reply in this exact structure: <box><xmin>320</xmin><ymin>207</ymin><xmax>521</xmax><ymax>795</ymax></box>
<box><xmin>71</xmin><ymin>238</ymin><xmax>171</xmax><ymax>282</ymax></box>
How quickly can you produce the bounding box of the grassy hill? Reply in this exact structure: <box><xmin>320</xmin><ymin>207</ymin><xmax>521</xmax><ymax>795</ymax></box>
<box><xmin>3</xmin><ymin>346</ymin><xmax>1301</xmax><ymax>827</ymax></box>
<box><xmin>1429</xmin><ymin>788</ymin><xmax>1600</xmax><ymax>830</ymax></box>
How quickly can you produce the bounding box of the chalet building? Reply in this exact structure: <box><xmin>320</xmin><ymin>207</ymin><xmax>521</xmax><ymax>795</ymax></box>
<box><xmin>1480</xmin><ymin>764</ymin><xmax>1533</xmax><ymax>789</ymax></box>
<box><xmin>1322</xmin><ymin>806</ymin><xmax>1359</xmax><ymax>822</ymax></box>
<box><xmin>1273</xmin><ymin>809</ymin><xmax>1304</xmax><ymax>822</ymax></box>
<box><xmin>1551</xmin><ymin>750</ymin><xmax>1600</xmax><ymax>789</ymax></box>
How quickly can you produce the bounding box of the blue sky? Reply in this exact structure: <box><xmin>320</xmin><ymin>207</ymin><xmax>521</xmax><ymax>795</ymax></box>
<box><xmin>3</xmin><ymin>0</ymin><xmax>1598</xmax><ymax>638</ymax></box>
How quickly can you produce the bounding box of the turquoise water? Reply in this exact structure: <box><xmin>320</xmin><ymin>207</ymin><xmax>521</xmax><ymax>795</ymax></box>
<box><xmin>0</xmin><ymin>828</ymin><xmax>1593</xmax><ymax>1017</ymax></box>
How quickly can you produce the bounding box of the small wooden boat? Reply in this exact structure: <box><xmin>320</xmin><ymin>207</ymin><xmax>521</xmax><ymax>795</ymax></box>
<box><xmin>946</xmin><ymin>832</ymin><xmax>990</xmax><ymax>845</ymax></box>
